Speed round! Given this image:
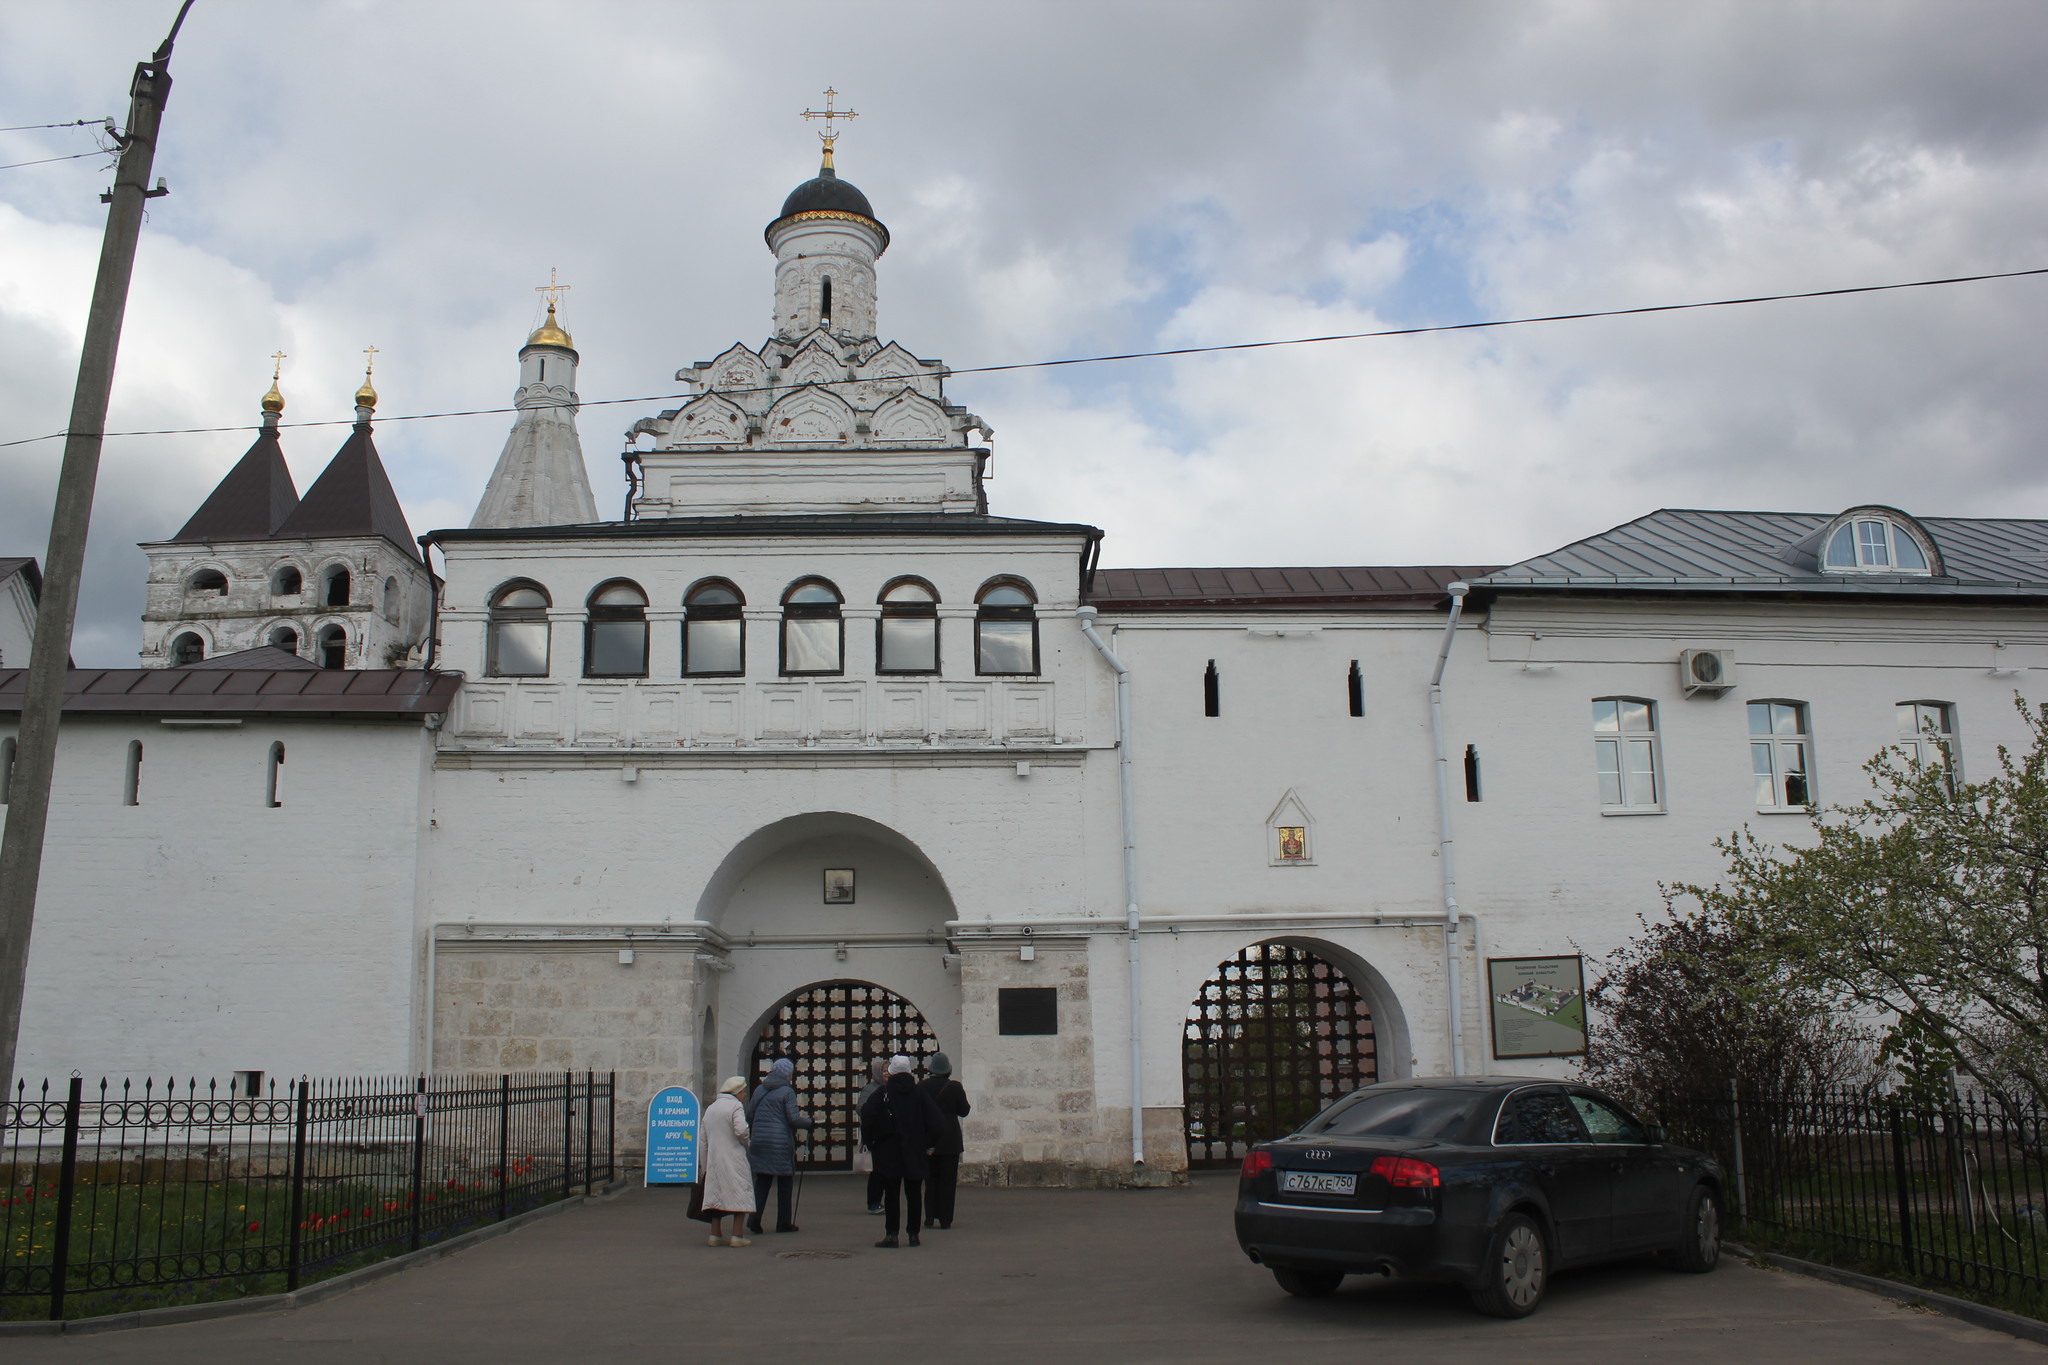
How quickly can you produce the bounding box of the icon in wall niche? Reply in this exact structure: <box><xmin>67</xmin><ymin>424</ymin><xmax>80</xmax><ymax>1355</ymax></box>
<box><xmin>822</xmin><ymin>868</ymin><xmax>856</xmax><ymax>904</ymax></box>
<box><xmin>1265</xmin><ymin>788</ymin><xmax>1315</xmax><ymax>866</ymax></box>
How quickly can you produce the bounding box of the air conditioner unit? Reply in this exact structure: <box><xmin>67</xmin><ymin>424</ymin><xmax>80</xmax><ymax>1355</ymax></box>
<box><xmin>1679</xmin><ymin>648</ymin><xmax>1736</xmax><ymax>696</ymax></box>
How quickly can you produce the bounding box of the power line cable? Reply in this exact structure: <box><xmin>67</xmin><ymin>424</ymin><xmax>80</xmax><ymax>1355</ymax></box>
<box><xmin>0</xmin><ymin>118</ymin><xmax>107</xmax><ymax>134</ymax></box>
<box><xmin>0</xmin><ymin>148</ymin><xmax>113</xmax><ymax>172</ymax></box>
<box><xmin>0</xmin><ymin>263</ymin><xmax>2042</xmax><ymax>452</ymax></box>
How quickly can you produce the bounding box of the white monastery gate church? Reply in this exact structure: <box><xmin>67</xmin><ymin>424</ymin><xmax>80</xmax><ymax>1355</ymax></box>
<box><xmin>7</xmin><ymin>138</ymin><xmax>2048</xmax><ymax>1184</ymax></box>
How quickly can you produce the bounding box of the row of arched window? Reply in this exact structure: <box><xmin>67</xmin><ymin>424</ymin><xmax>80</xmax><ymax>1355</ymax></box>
<box><xmin>188</xmin><ymin>564</ymin><xmax>353</xmax><ymax>606</ymax></box>
<box><xmin>169</xmin><ymin>624</ymin><xmax>350</xmax><ymax>668</ymax></box>
<box><xmin>486</xmin><ymin>576</ymin><xmax>1040</xmax><ymax>680</ymax></box>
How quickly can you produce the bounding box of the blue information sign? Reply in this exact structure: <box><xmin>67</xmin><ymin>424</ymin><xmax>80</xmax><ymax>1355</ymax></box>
<box><xmin>646</xmin><ymin>1086</ymin><xmax>699</xmax><ymax>1185</ymax></box>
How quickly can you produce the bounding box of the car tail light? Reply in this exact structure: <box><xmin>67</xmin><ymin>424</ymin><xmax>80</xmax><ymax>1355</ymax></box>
<box><xmin>1370</xmin><ymin>1155</ymin><xmax>1440</xmax><ymax>1188</ymax></box>
<box><xmin>1239</xmin><ymin>1149</ymin><xmax>1273</xmax><ymax>1179</ymax></box>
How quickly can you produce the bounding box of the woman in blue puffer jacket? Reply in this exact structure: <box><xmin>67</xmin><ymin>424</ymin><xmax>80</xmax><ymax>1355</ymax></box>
<box><xmin>745</xmin><ymin>1058</ymin><xmax>811</xmax><ymax>1233</ymax></box>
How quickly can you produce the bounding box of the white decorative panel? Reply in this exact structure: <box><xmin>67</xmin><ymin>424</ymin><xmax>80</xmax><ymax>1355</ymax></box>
<box><xmin>880</xmin><ymin>686</ymin><xmax>927</xmax><ymax>736</ymax></box>
<box><xmin>578</xmin><ymin>688</ymin><xmax>623</xmax><ymax>744</ymax></box>
<box><xmin>1004</xmin><ymin>684</ymin><xmax>1053</xmax><ymax>737</ymax></box>
<box><xmin>943</xmin><ymin>686</ymin><xmax>989</xmax><ymax>736</ymax></box>
<box><xmin>696</xmin><ymin>688</ymin><xmax>742</xmax><ymax>741</ymax></box>
<box><xmin>760</xmin><ymin>687</ymin><xmax>805</xmax><ymax>739</ymax></box>
<box><xmin>819</xmin><ymin>686</ymin><xmax>863</xmax><ymax>737</ymax></box>
<box><xmin>639</xmin><ymin>689</ymin><xmax>681</xmax><ymax>742</ymax></box>
<box><xmin>458</xmin><ymin>688</ymin><xmax>507</xmax><ymax>739</ymax></box>
<box><xmin>517</xmin><ymin>688</ymin><xmax>563</xmax><ymax>740</ymax></box>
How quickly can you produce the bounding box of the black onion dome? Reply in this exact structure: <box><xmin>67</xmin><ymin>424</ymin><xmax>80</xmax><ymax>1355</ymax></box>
<box><xmin>767</xmin><ymin>166</ymin><xmax>889</xmax><ymax>252</ymax></box>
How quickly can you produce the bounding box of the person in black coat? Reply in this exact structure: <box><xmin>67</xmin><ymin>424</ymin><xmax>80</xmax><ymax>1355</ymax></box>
<box><xmin>858</xmin><ymin>1054</ymin><xmax>947</xmax><ymax>1247</ymax></box>
<box><xmin>917</xmin><ymin>1053</ymin><xmax>971</xmax><ymax>1230</ymax></box>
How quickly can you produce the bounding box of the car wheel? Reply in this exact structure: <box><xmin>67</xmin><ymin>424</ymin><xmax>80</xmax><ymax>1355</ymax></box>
<box><xmin>1671</xmin><ymin>1185</ymin><xmax>1721</xmax><ymax>1273</ymax></box>
<box><xmin>1272</xmin><ymin>1266</ymin><xmax>1345</xmax><ymax>1298</ymax></box>
<box><xmin>1467</xmin><ymin>1212</ymin><xmax>1548</xmax><ymax>1318</ymax></box>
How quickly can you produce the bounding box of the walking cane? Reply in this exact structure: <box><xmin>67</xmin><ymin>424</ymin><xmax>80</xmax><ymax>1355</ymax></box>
<box><xmin>794</xmin><ymin>1168</ymin><xmax>806</xmax><ymax>1223</ymax></box>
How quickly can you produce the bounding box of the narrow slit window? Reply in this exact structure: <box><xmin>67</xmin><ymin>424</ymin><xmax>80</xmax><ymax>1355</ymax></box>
<box><xmin>1347</xmin><ymin>660</ymin><xmax>1364</xmax><ymax>717</ymax></box>
<box><xmin>2</xmin><ymin>736</ymin><xmax>15</xmax><ymax>803</ymax></box>
<box><xmin>1203</xmin><ymin>660</ymin><xmax>1220</xmax><ymax>717</ymax></box>
<box><xmin>123</xmin><ymin>740</ymin><xmax>142</xmax><ymax>806</ymax></box>
<box><xmin>265</xmin><ymin>742</ymin><xmax>285</xmax><ymax>808</ymax></box>
<box><xmin>1464</xmin><ymin>744</ymin><xmax>1481</xmax><ymax>802</ymax></box>
<box><xmin>820</xmin><ymin>276</ymin><xmax>833</xmax><ymax>329</ymax></box>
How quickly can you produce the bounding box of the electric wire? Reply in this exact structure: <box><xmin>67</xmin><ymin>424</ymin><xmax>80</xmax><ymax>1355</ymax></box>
<box><xmin>0</xmin><ymin>263</ymin><xmax>2043</xmax><ymax>452</ymax></box>
<box><xmin>0</xmin><ymin>119</ymin><xmax>107</xmax><ymax>134</ymax></box>
<box><xmin>0</xmin><ymin>148</ymin><xmax>113</xmax><ymax>172</ymax></box>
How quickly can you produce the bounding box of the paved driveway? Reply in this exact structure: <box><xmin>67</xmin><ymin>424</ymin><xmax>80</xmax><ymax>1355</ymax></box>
<box><xmin>10</xmin><ymin>1174</ymin><xmax>2043</xmax><ymax>1364</ymax></box>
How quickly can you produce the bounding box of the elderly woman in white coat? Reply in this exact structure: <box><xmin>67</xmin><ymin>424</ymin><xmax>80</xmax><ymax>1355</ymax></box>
<box><xmin>699</xmin><ymin>1076</ymin><xmax>753</xmax><ymax>1246</ymax></box>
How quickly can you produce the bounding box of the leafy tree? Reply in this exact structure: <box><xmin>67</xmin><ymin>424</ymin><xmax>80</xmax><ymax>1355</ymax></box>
<box><xmin>1681</xmin><ymin>698</ymin><xmax>2048</xmax><ymax>1110</ymax></box>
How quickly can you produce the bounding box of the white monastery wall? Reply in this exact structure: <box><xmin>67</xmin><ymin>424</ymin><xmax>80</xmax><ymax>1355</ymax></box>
<box><xmin>4</xmin><ymin>717</ymin><xmax>432</xmax><ymax>1085</ymax></box>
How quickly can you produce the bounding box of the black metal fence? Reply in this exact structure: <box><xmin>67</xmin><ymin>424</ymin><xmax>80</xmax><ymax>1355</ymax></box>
<box><xmin>1</xmin><ymin>1070</ymin><xmax>614</xmax><ymax>1321</ymax></box>
<box><xmin>1661</xmin><ymin>1084</ymin><xmax>2046</xmax><ymax>1312</ymax></box>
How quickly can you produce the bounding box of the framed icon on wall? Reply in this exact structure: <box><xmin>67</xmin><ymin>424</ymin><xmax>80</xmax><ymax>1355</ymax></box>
<box><xmin>822</xmin><ymin>868</ymin><xmax>855</xmax><ymax>904</ymax></box>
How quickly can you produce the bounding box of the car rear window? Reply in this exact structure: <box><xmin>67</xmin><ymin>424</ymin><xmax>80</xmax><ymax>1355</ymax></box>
<box><xmin>1299</xmin><ymin>1089</ymin><xmax>1479</xmax><ymax>1140</ymax></box>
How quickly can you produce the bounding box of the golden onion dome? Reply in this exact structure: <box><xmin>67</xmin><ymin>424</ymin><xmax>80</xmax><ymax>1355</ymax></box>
<box><xmin>527</xmin><ymin>301</ymin><xmax>574</xmax><ymax>349</ymax></box>
<box><xmin>261</xmin><ymin>378</ymin><xmax>285</xmax><ymax>414</ymax></box>
<box><xmin>354</xmin><ymin>372</ymin><xmax>378</xmax><ymax>410</ymax></box>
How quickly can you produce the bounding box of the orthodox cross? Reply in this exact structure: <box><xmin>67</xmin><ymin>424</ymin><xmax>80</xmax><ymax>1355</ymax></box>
<box><xmin>269</xmin><ymin>350</ymin><xmax>286</xmax><ymax>380</ymax></box>
<box><xmin>361</xmin><ymin>343</ymin><xmax>378</xmax><ymax>375</ymax></box>
<box><xmin>800</xmin><ymin>87</ymin><xmax>858</xmax><ymax>167</ymax></box>
<box><xmin>534</xmin><ymin>267</ymin><xmax>571</xmax><ymax>310</ymax></box>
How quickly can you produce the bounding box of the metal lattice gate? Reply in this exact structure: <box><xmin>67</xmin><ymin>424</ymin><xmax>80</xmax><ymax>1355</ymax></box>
<box><xmin>1182</xmin><ymin>941</ymin><xmax>1376</xmax><ymax>1168</ymax></box>
<box><xmin>749</xmin><ymin>981</ymin><xmax>938</xmax><ymax>1170</ymax></box>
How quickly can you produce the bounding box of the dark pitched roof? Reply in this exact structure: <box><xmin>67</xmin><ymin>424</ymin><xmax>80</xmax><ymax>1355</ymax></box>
<box><xmin>0</xmin><ymin>666</ymin><xmax>462</xmax><ymax>717</ymax></box>
<box><xmin>1086</xmin><ymin>566</ymin><xmax>1495</xmax><ymax>611</ymax></box>
<box><xmin>178</xmin><ymin>644</ymin><xmax>319</xmax><ymax>671</ymax></box>
<box><xmin>171</xmin><ymin>427</ymin><xmax>299</xmax><ymax>541</ymax></box>
<box><xmin>1477</xmin><ymin>508</ymin><xmax>2048</xmax><ymax>601</ymax></box>
<box><xmin>0</xmin><ymin>558</ymin><xmax>41</xmax><ymax>599</ymax></box>
<box><xmin>273</xmin><ymin>422</ymin><xmax>419</xmax><ymax>559</ymax></box>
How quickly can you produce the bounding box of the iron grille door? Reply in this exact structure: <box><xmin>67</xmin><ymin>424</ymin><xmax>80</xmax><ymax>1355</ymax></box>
<box><xmin>749</xmin><ymin>980</ymin><xmax>937</xmax><ymax>1170</ymax></box>
<box><xmin>1182</xmin><ymin>941</ymin><xmax>1376</xmax><ymax>1168</ymax></box>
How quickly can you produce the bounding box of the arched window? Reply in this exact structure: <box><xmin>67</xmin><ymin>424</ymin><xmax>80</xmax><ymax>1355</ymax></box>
<box><xmin>171</xmin><ymin>632</ymin><xmax>204</xmax><ymax>666</ymax></box>
<box><xmin>683</xmin><ymin>580</ymin><xmax>745</xmax><ymax>676</ymax></box>
<box><xmin>317</xmin><ymin>624</ymin><xmax>347</xmax><ymax>670</ymax></box>
<box><xmin>271</xmin><ymin>565</ymin><xmax>302</xmax><ymax>595</ymax></box>
<box><xmin>187</xmin><ymin>569</ymin><xmax>228</xmax><ymax>596</ymax></box>
<box><xmin>123</xmin><ymin>740</ymin><xmax>142</xmax><ymax>806</ymax></box>
<box><xmin>820</xmin><ymin>275</ymin><xmax>833</xmax><ymax>330</ymax></box>
<box><xmin>268</xmin><ymin>626</ymin><xmax>299</xmax><ymax>656</ymax></box>
<box><xmin>323</xmin><ymin>566</ymin><xmax>352</xmax><ymax>607</ymax></box>
<box><xmin>487</xmin><ymin>582</ymin><xmax>552</xmax><ymax>677</ymax></box>
<box><xmin>1821</xmin><ymin>512</ymin><xmax>1935</xmax><ymax>574</ymax></box>
<box><xmin>781</xmin><ymin>579</ymin><xmax>843</xmax><ymax>675</ymax></box>
<box><xmin>265</xmin><ymin>741</ymin><xmax>285</xmax><ymax>808</ymax></box>
<box><xmin>381</xmin><ymin>577</ymin><xmax>401</xmax><ymax>625</ymax></box>
<box><xmin>877</xmin><ymin>579</ymin><xmax>938</xmax><ymax>674</ymax></box>
<box><xmin>975</xmin><ymin>580</ymin><xmax>1038</xmax><ymax>675</ymax></box>
<box><xmin>585</xmin><ymin>580</ymin><xmax>649</xmax><ymax>678</ymax></box>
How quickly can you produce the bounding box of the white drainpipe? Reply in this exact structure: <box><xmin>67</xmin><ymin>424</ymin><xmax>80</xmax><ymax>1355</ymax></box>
<box><xmin>1429</xmin><ymin>583</ymin><xmax>1472</xmax><ymax>1077</ymax></box>
<box><xmin>1076</xmin><ymin>606</ymin><xmax>1145</xmax><ymax>1169</ymax></box>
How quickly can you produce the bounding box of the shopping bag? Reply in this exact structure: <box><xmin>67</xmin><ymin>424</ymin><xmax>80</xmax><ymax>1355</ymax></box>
<box><xmin>851</xmin><ymin>1147</ymin><xmax>874</xmax><ymax>1174</ymax></box>
<box><xmin>685</xmin><ymin>1182</ymin><xmax>716</xmax><ymax>1223</ymax></box>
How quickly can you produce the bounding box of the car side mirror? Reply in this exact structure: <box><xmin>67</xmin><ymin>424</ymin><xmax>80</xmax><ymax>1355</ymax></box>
<box><xmin>1645</xmin><ymin>1125</ymin><xmax>1668</xmax><ymax>1144</ymax></box>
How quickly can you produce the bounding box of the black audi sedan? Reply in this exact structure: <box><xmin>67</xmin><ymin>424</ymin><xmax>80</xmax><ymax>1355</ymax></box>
<box><xmin>1233</xmin><ymin>1077</ymin><xmax>1723</xmax><ymax>1317</ymax></box>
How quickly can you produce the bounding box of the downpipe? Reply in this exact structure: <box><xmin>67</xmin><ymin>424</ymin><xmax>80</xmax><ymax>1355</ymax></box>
<box><xmin>1429</xmin><ymin>584</ymin><xmax>1471</xmax><ymax>1076</ymax></box>
<box><xmin>1077</xmin><ymin>607</ymin><xmax>1145</xmax><ymax>1169</ymax></box>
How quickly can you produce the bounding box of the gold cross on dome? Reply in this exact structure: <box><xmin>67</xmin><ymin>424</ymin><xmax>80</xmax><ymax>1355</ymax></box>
<box><xmin>801</xmin><ymin>87</ymin><xmax>859</xmax><ymax>167</ymax></box>
<box><xmin>270</xmin><ymin>350</ymin><xmax>286</xmax><ymax>379</ymax></box>
<box><xmin>534</xmin><ymin>267</ymin><xmax>571</xmax><ymax>308</ymax></box>
<box><xmin>362</xmin><ymin>343</ymin><xmax>379</xmax><ymax>375</ymax></box>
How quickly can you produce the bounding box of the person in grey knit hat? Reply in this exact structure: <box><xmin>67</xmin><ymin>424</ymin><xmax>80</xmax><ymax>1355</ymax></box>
<box><xmin>917</xmin><ymin>1053</ymin><xmax>971</xmax><ymax>1230</ymax></box>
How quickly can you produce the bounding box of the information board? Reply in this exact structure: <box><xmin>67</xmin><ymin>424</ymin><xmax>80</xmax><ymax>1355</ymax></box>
<box><xmin>1487</xmin><ymin>955</ymin><xmax>1588</xmax><ymax>1059</ymax></box>
<box><xmin>645</xmin><ymin>1086</ymin><xmax>699</xmax><ymax>1185</ymax></box>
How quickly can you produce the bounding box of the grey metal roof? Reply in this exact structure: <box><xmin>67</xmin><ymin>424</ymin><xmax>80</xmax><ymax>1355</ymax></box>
<box><xmin>1477</xmin><ymin>508</ymin><xmax>2048</xmax><ymax>601</ymax></box>
<box><xmin>424</xmin><ymin>513</ymin><xmax>1104</xmax><ymax>547</ymax></box>
<box><xmin>1088</xmin><ymin>565</ymin><xmax>1493</xmax><ymax>611</ymax></box>
<box><xmin>0</xmin><ymin>667</ymin><xmax>462</xmax><ymax>718</ymax></box>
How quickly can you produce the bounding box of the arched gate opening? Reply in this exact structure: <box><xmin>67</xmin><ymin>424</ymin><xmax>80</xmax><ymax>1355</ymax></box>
<box><xmin>748</xmin><ymin>980</ymin><xmax>938</xmax><ymax>1170</ymax></box>
<box><xmin>1182</xmin><ymin>940</ymin><xmax>1377</xmax><ymax>1168</ymax></box>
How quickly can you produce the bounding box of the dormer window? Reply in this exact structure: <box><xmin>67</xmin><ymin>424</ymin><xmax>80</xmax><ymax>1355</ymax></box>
<box><xmin>1819</xmin><ymin>510</ymin><xmax>1936</xmax><ymax>575</ymax></box>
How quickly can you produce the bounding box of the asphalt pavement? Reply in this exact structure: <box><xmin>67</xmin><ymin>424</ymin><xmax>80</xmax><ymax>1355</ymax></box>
<box><xmin>8</xmin><ymin>1174</ymin><xmax>2043</xmax><ymax>1364</ymax></box>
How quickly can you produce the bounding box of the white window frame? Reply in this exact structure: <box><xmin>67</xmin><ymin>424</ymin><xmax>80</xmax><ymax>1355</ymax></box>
<box><xmin>1748</xmin><ymin>700</ymin><xmax>1815</xmax><ymax>812</ymax></box>
<box><xmin>1823</xmin><ymin>518</ymin><xmax>1931</xmax><ymax>574</ymax></box>
<box><xmin>1896</xmin><ymin>701</ymin><xmax>1959</xmax><ymax>783</ymax></box>
<box><xmin>1592</xmin><ymin>697</ymin><xmax>1664</xmax><ymax>814</ymax></box>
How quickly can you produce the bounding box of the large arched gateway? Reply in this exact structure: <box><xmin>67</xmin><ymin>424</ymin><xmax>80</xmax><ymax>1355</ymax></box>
<box><xmin>1182</xmin><ymin>941</ymin><xmax>1377</xmax><ymax>1168</ymax></box>
<box><xmin>748</xmin><ymin>980</ymin><xmax>939</xmax><ymax>1169</ymax></box>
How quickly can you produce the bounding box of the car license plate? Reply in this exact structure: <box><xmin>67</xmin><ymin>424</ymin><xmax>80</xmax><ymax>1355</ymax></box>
<box><xmin>1279</xmin><ymin>1170</ymin><xmax>1356</xmax><ymax>1196</ymax></box>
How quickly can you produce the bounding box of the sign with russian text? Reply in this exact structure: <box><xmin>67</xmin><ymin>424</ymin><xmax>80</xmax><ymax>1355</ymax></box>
<box><xmin>1487</xmin><ymin>955</ymin><xmax>1588</xmax><ymax>1059</ymax></box>
<box><xmin>645</xmin><ymin>1086</ymin><xmax>699</xmax><ymax>1185</ymax></box>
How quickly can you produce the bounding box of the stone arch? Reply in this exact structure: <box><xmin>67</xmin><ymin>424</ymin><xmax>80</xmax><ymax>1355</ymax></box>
<box><xmin>869</xmin><ymin>388</ymin><xmax>950</xmax><ymax>444</ymax></box>
<box><xmin>1179</xmin><ymin>936</ymin><xmax>1406</xmax><ymax>1168</ymax></box>
<box><xmin>703</xmin><ymin>342</ymin><xmax>768</xmax><ymax>395</ymax></box>
<box><xmin>783</xmin><ymin>338</ymin><xmax>846</xmax><ymax>390</ymax></box>
<box><xmin>764</xmin><ymin>386</ymin><xmax>854</xmax><ymax>444</ymax></box>
<box><xmin>742</xmin><ymin>979</ymin><xmax>940</xmax><ymax>1169</ymax></box>
<box><xmin>673</xmin><ymin>393</ymin><xmax>746</xmax><ymax>444</ymax></box>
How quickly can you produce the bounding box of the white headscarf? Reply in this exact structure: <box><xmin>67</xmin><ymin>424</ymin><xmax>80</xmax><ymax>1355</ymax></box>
<box><xmin>886</xmin><ymin>1055</ymin><xmax>915</xmax><ymax>1075</ymax></box>
<box><xmin>718</xmin><ymin>1076</ymin><xmax>746</xmax><ymax>1096</ymax></box>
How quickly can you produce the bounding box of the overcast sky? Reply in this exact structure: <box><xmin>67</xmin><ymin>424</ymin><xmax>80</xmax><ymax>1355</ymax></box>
<box><xmin>4</xmin><ymin>1</ymin><xmax>2046</xmax><ymax>665</ymax></box>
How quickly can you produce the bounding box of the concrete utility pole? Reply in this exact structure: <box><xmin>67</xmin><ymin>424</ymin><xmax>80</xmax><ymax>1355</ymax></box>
<box><xmin>0</xmin><ymin>1</ymin><xmax>195</xmax><ymax>1089</ymax></box>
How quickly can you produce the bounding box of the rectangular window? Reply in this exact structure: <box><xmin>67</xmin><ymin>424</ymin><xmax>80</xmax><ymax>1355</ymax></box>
<box><xmin>998</xmin><ymin>987</ymin><xmax>1058</xmax><ymax>1036</ymax></box>
<box><xmin>1203</xmin><ymin>660</ymin><xmax>1220</xmax><ymax>717</ymax></box>
<box><xmin>586</xmin><ymin>620</ymin><xmax>649</xmax><ymax>678</ymax></box>
<box><xmin>488</xmin><ymin>620</ymin><xmax>550</xmax><ymax>677</ymax></box>
<box><xmin>684</xmin><ymin>617</ymin><xmax>744</xmax><ymax>675</ymax></box>
<box><xmin>782</xmin><ymin>617</ymin><xmax>843</xmax><ymax>674</ymax></box>
<box><xmin>975</xmin><ymin>619</ymin><xmax>1036</xmax><ymax>675</ymax></box>
<box><xmin>878</xmin><ymin>617</ymin><xmax>938</xmax><ymax>673</ymax></box>
<box><xmin>1464</xmin><ymin>744</ymin><xmax>1481</xmax><ymax>802</ymax></box>
<box><xmin>1591</xmin><ymin>698</ymin><xmax>1661</xmax><ymax>811</ymax></box>
<box><xmin>1896</xmin><ymin>701</ymin><xmax>1958</xmax><ymax>785</ymax></box>
<box><xmin>1748</xmin><ymin>700</ymin><xmax>1813</xmax><ymax>809</ymax></box>
<box><xmin>1347</xmin><ymin>660</ymin><xmax>1364</xmax><ymax>717</ymax></box>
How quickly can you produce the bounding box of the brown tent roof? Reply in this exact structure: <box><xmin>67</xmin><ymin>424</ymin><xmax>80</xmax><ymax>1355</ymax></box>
<box><xmin>273</xmin><ymin>422</ymin><xmax>419</xmax><ymax>559</ymax></box>
<box><xmin>1085</xmin><ymin>565</ymin><xmax>1495</xmax><ymax>611</ymax></box>
<box><xmin>0</xmin><ymin>666</ymin><xmax>461</xmax><ymax>717</ymax></box>
<box><xmin>172</xmin><ymin>427</ymin><xmax>300</xmax><ymax>542</ymax></box>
